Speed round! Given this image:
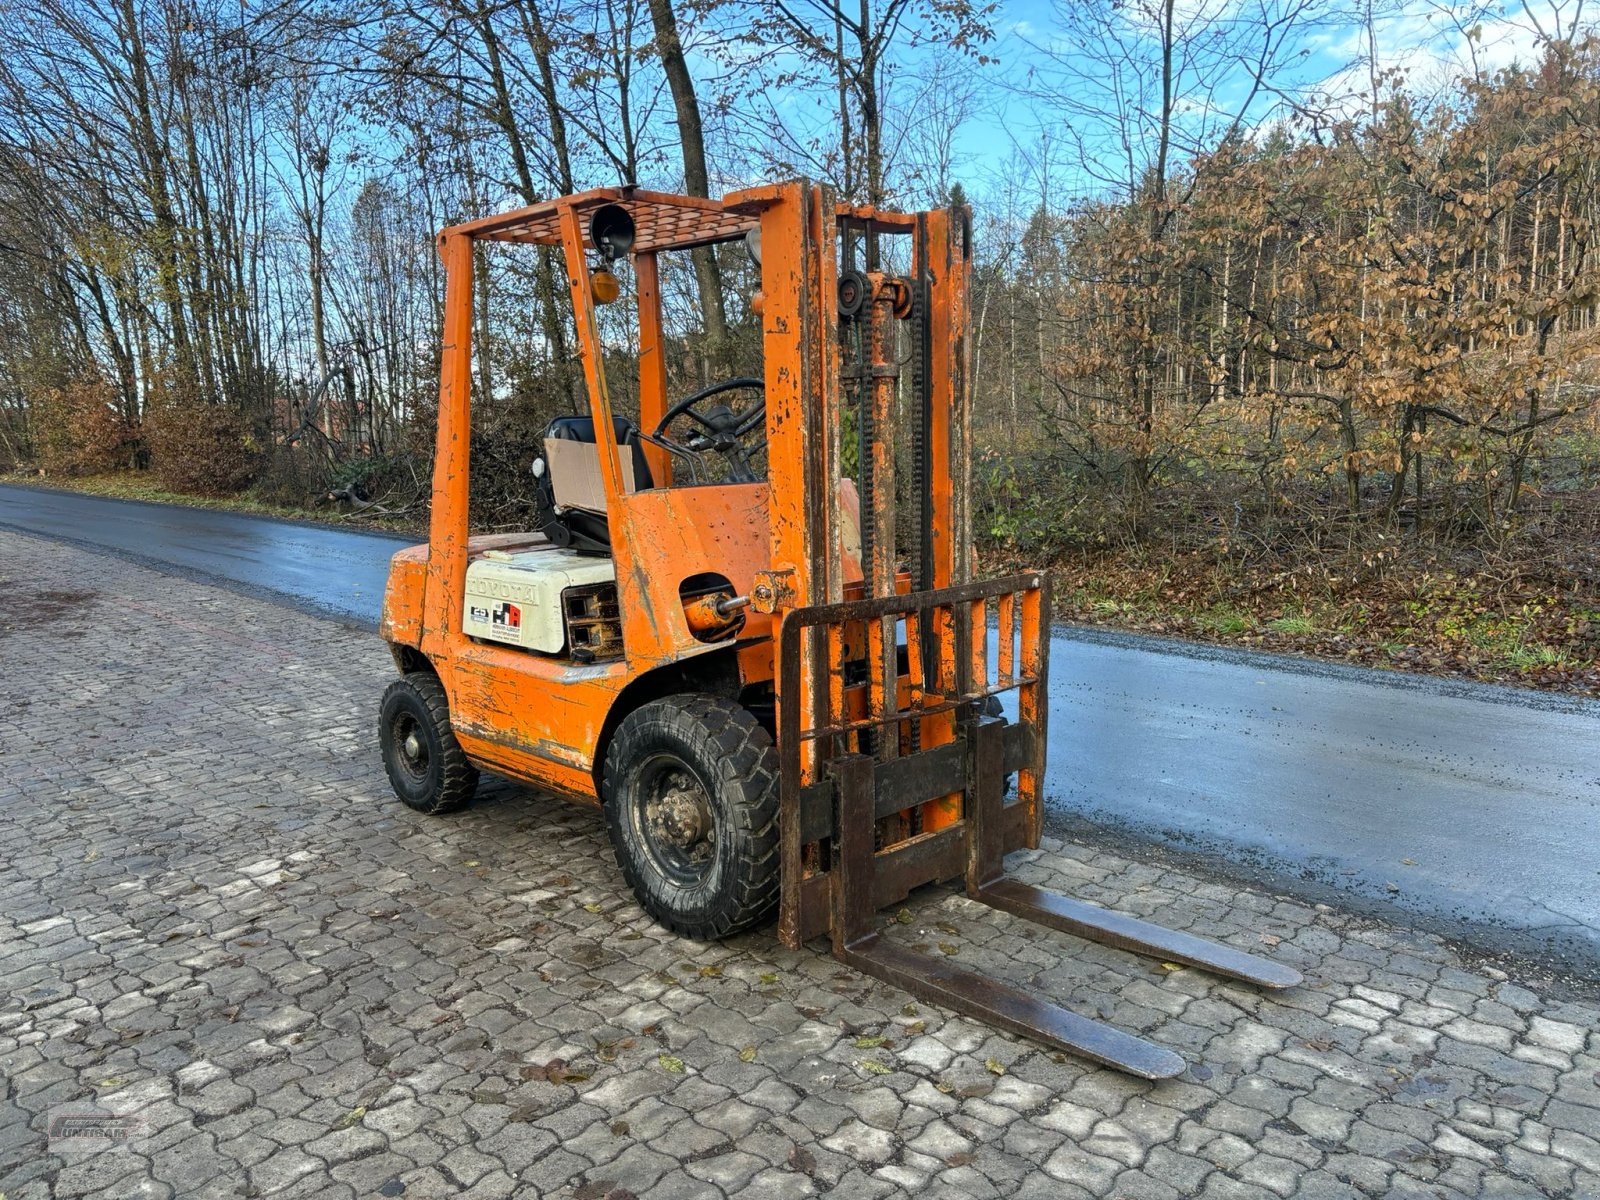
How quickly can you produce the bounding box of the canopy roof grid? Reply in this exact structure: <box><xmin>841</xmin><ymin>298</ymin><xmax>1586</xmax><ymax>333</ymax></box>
<box><xmin>445</xmin><ymin>188</ymin><xmax>755</xmax><ymax>254</ymax></box>
<box><xmin>441</xmin><ymin>185</ymin><xmax>921</xmax><ymax>255</ymax></box>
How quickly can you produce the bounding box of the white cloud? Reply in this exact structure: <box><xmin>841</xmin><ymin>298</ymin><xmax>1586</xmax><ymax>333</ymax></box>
<box><xmin>1310</xmin><ymin>0</ymin><xmax>1572</xmax><ymax>113</ymax></box>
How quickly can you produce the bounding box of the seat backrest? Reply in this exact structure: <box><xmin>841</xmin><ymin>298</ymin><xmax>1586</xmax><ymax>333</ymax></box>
<box><xmin>544</xmin><ymin>414</ymin><xmax>654</xmax><ymax>492</ymax></box>
<box><xmin>529</xmin><ymin>413</ymin><xmax>654</xmax><ymax>555</ymax></box>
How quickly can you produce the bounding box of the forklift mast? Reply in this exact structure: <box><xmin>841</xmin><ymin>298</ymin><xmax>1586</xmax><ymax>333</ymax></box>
<box><xmin>740</xmin><ymin>182</ymin><xmax>1052</xmax><ymax>937</ymax></box>
<box><xmin>738</xmin><ymin>182</ymin><xmax>1299</xmax><ymax>1077</ymax></box>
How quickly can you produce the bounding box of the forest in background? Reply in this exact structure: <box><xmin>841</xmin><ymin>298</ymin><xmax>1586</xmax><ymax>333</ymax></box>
<box><xmin>0</xmin><ymin>0</ymin><xmax>1597</xmax><ymax>689</ymax></box>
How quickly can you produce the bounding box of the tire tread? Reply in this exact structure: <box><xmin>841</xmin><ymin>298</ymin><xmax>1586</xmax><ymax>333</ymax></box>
<box><xmin>380</xmin><ymin>671</ymin><xmax>479</xmax><ymax>814</ymax></box>
<box><xmin>602</xmin><ymin>695</ymin><xmax>779</xmax><ymax>940</ymax></box>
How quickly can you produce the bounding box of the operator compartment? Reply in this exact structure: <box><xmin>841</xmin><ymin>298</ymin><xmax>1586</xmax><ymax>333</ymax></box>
<box><xmin>463</xmin><ymin>548</ymin><xmax>622</xmax><ymax>661</ymax></box>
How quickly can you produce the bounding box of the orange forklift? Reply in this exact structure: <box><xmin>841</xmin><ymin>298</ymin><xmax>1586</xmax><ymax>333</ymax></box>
<box><xmin>377</xmin><ymin>181</ymin><xmax>1299</xmax><ymax>1078</ymax></box>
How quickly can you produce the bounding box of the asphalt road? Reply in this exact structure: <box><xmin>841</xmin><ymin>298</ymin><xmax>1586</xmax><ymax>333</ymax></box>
<box><xmin>4</xmin><ymin>481</ymin><xmax>1598</xmax><ymax>980</ymax></box>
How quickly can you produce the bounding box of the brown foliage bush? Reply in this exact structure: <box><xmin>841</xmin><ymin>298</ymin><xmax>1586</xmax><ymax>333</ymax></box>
<box><xmin>31</xmin><ymin>375</ymin><xmax>132</xmax><ymax>476</ymax></box>
<box><xmin>143</xmin><ymin>381</ymin><xmax>257</xmax><ymax>495</ymax></box>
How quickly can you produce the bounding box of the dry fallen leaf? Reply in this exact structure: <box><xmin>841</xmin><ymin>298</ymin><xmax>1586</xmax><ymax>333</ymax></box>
<box><xmin>861</xmin><ymin>1059</ymin><xmax>892</xmax><ymax>1076</ymax></box>
<box><xmin>984</xmin><ymin>1057</ymin><xmax>1007</xmax><ymax>1076</ymax></box>
<box><xmin>896</xmin><ymin>909</ymin><xmax>914</xmax><ymax>924</ymax></box>
<box><xmin>1259</xmin><ymin>933</ymin><xmax>1282</xmax><ymax>947</ymax></box>
<box><xmin>758</xmin><ymin>972</ymin><xmax>780</xmax><ymax>984</ymax></box>
<box><xmin>658</xmin><ymin>1054</ymin><xmax>685</xmax><ymax>1073</ymax></box>
<box><xmin>583</xmin><ymin>902</ymin><xmax>604</xmax><ymax>913</ymax></box>
<box><xmin>334</xmin><ymin>1106</ymin><xmax>366</xmax><ymax>1129</ymax></box>
<box><xmin>738</xmin><ymin>1046</ymin><xmax>757</xmax><ymax>1063</ymax></box>
<box><xmin>853</xmin><ymin>1035</ymin><xmax>886</xmax><ymax>1049</ymax></box>
<box><xmin>1159</xmin><ymin>962</ymin><xmax>1183</xmax><ymax>972</ymax></box>
<box><xmin>698</xmin><ymin>965</ymin><xmax>722</xmax><ymax>978</ymax></box>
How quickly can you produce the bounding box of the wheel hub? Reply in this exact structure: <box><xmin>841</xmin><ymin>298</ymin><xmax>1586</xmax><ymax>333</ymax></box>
<box><xmin>641</xmin><ymin>765</ymin><xmax>716</xmax><ymax>878</ymax></box>
<box><xmin>392</xmin><ymin>714</ymin><xmax>429</xmax><ymax>781</ymax></box>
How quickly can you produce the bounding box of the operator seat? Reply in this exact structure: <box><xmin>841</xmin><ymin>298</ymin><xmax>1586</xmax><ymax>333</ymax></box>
<box><xmin>531</xmin><ymin>414</ymin><xmax>654</xmax><ymax>554</ymax></box>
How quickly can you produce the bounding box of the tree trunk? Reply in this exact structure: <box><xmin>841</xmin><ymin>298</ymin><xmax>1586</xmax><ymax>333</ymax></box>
<box><xmin>855</xmin><ymin>0</ymin><xmax>884</xmax><ymax>205</ymax></box>
<box><xmin>471</xmin><ymin>0</ymin><xmax>570</xmax><ymax>393</ymax></box>
<box><xmin>117</xmin><ymin>0</ymin><xmax>192</xmax><ymax>384</ymax></box>
<box><xmin>646</xmin><ymin>0</ymin><xmax>728</xmax><ymax>364</ymax></box>
<box><xmin>1339</xmin><ymin>395</ymin><xmax>1360</xmax><ymax>514</ymax></box>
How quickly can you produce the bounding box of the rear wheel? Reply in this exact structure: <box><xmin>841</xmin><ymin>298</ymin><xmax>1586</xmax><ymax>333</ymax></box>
<box><xmin>380</xmin><ymin>672</ymin><xmax>479</xmax><ymax>814</ymax></box>
<box><xmin>602</xmin><ymin>696</ymin><xmax>779</xmax><ymax>940</ymax></box>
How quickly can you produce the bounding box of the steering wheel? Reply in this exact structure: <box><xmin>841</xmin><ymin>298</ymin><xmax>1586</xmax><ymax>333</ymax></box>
<box><xmin>648</xmin><ymin>377</ymin><xmax>766</xmax><ymax>482</ymax></box>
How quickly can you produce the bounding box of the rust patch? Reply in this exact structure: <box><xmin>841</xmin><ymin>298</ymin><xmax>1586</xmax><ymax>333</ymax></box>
<box><xmin>0</xmin><ymin>580</ymin><xmax>100</xmax><ymax>640</ymax></box>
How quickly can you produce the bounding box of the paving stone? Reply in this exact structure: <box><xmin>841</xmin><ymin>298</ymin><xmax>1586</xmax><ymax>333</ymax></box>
<box><xmin>3</xmin><ymin>528</ymin><xmax>1599</xmax><ymax>1200</ymax></box>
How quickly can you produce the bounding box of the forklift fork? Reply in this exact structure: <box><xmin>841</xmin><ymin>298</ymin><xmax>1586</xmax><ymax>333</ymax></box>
<box><xmin>777</xmin><ymin>576</ymin><xmax>1301</xmax><ymax>1079</ymax></box>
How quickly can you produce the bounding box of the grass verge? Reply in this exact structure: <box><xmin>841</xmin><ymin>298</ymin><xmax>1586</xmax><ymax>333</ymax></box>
<box><xmin>1003</xmin><ymin>543</ymin><xmax>1600</xmax><ymax>697</ymax></box>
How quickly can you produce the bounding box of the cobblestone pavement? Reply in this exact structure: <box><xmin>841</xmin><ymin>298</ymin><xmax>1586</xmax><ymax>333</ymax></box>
<box><xmin>2</xmin><ymin>530</ymin><xmax>1598</xmax><ymax>1200</ymax></box>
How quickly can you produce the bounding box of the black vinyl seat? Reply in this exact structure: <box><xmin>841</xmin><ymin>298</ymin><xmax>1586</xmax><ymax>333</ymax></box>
<box><xmin>544</xmin><ymin>415</ymin><xmax>654</xmax><ymax>490</ymax></box>
<box><xmin>532</xmin><ymin>414</ymin><xmax>653</xmax><ymax>554</ymax></box>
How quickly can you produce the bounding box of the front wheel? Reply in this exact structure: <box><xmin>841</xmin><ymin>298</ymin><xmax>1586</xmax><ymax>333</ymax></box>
<box><xmin>602</xmin><ymin>696</ymin><xmax>779</xmax><ymax>940</ymax></box>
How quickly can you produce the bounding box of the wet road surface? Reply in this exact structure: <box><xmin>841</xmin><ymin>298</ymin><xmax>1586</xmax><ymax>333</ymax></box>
<box><xmin>1032</xmin><ymin>632</ymin><xmax>1600</xmax><ymax>979</ymax></box>
<box><xmin>0</xmin><ymin>483</ymin><xmax>399</xmax><ymax>624</ymax></box>
<box><xmin>4</xmin><ymin>482</ymin><xmax>1598</xmax><ymax>978</ymax></box>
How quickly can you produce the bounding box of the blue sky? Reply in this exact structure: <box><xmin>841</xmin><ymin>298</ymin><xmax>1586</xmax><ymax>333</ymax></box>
<box><xmin>914</xmin><ymin>0</ymin><xmax>1583</xmax><ymax>200</ymax></box>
